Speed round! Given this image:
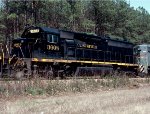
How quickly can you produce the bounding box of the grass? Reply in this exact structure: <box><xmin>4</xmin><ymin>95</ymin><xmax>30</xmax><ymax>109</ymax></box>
<box><xmin>0</xmin><ymin>73</ymin><xmax>150</xmax><ymax>97</ymax></box>
<box><xmin>1</xmin><ymin>84</ymin><xmax>150</xmax><ymax>114</ymax></box>
<box><xmin>1</xmin><ymin>74</ymin><xmax>150</xmax><ymax>114</ymax></box>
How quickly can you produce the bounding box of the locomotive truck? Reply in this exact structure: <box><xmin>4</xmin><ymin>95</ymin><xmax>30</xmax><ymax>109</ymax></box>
<box><xmin>0</xmin><ymin>26</ymin><xmax>149</xmax><ymax>78</ymax></box>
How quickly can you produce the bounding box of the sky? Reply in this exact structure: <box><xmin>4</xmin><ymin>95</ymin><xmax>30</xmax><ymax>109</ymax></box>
<box><xmin>129</xmin><ymin>0</ymin><xmax>150</xmax><ymax>13</ymax></box>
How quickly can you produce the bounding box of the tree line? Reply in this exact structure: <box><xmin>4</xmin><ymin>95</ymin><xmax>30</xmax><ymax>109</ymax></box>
<box><xmin>0</xmin><ymin>0</ymin><xmax>150</xmax><ymax>44</ymax></box>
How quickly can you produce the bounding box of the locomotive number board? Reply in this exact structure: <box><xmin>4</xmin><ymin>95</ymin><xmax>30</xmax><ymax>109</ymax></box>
<box><xmin>30</xmin><ymin>29</ymin><xmax>40</xmax><ymax>33</ymax></box>
<box><xmin>47</xmin><ymin>45</ymin><xmax>59</xmax><ymax>51</ymax></box>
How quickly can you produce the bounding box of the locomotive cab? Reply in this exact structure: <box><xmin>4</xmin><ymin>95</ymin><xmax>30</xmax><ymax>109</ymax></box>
<box><xmin>12</xmin><ymin>26</ymin><xmax>60</xmax><ymax>59</ymax></box>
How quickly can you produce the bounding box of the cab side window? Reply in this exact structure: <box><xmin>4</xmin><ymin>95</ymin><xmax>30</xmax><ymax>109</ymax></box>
<box><xmin>47</xmin><ymin>34</ymin><xmax>58</xmax><ymax>43</ymax></box>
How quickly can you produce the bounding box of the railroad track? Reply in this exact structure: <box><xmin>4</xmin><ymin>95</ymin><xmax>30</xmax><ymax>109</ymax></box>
<box><xmin>0</xmin><ymin>75</ymin><xmax>147</xmax><ymax>82</ymax></box>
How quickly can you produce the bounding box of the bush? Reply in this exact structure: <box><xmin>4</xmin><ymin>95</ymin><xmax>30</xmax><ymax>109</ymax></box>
<box><xmin>25</xmin><ymin>86</ymin><xmax>45</xmax><ymax>95</ymax></box>
<box><xmin>0</xmin><ymin>72</ymin><xmax>146</xmax><ymax>97</ymax></box>
<box><xmin>0</xmin><ymin>86</ymin><xmax>6</xmax><ymax>93</ymax></box>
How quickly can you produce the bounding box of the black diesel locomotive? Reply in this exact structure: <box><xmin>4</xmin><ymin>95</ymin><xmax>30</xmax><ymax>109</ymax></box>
<box><xmin>0</xmin><ymin>26</ymin><xmax>138</xmax><ymax>78</ymax></box>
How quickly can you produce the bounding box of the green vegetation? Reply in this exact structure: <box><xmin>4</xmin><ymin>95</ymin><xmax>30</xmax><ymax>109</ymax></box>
<box><xmin>0</xmin><ymin>0</ymin><xmax>150</xmax><ymax>43</ymax></box>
